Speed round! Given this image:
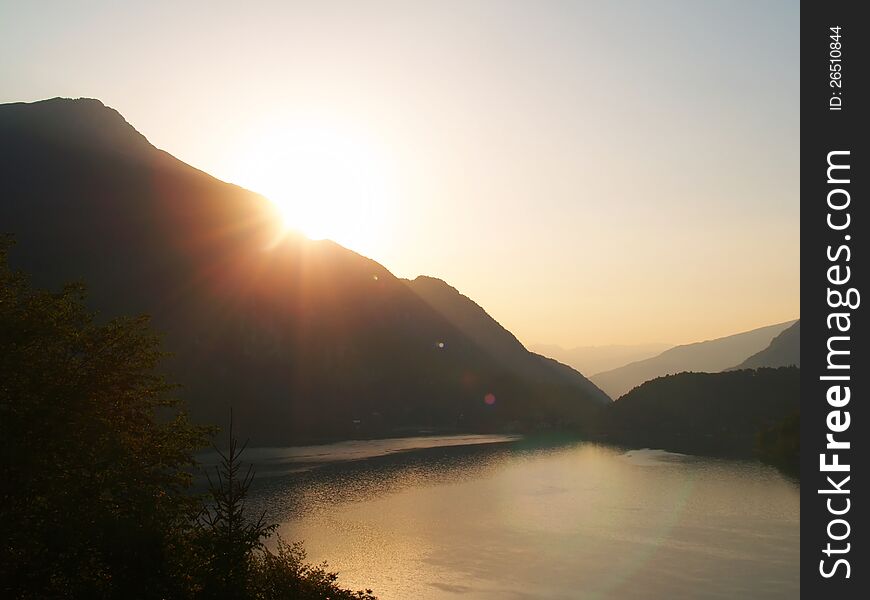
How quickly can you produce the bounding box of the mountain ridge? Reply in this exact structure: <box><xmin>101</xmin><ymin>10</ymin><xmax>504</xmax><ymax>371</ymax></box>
<box><xmin>730</xmin><ymin>320</ymin><xmax>800</xmax><ymax>370</ymax></box>
<box><xmin>407</xmin><ymin>276</ymin><xmax>611</xmax><ymax>403</ymax></box>
<box><xmin>1</xmin><ymin>97</ymin><xmax>608</xmax><ymax>443</ymax></box>
<box><xmin>590</xmin><ymin>319</ymin><xmax>798</xmax><ymax>399</ymax></box>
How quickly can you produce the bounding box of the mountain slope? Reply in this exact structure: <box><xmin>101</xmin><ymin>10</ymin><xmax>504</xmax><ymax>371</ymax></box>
<box><xmin>407</xmin><ymin>276</ymin><xmax>611</xmax><ymax>404</ymax></box>
<box><xmin>590</xmin><ymin>320</ymin><xmax>797</xmax><ymax>399</ymax></box>
<box><xmin>597</xmin><ymin>367</ymin><xmax>800</xmax><ymax>457</ymax></box>
<box><xmin>731</xmin><ymin>320</ymin><xmax>800</xmax><ymax>370</ymax></box>
<box><xmin>0</xmin><ymin>97</ymin><xmax>607</xmax><ymax>443</ymax></box>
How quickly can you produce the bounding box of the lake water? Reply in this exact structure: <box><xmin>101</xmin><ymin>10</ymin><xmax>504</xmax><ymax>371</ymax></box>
<box><xmin>218</xmin><ymin>436</ymin><xmax>800</xmax><ymax>599</ymax></box>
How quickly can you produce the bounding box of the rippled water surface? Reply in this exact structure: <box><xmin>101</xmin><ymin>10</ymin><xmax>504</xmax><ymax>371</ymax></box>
<box><xmin>230</xmin><ymin>437</ymin><xmax>799</xmax><ymax>599</ymax></box>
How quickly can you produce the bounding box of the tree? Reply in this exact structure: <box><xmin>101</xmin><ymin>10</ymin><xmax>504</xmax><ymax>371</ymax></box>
<box><xmin>1</xmin><ymin>236</ymin><xmax>378</xmax><ymax>598</ymax></box>
<box><xmin>193</xmin><ymin>416</ymin><xmax>377</xmax><ymax>600</ymax></box>
<box><xmin>756</xmin><ymin>411</ymin><xmax>800</xmax><ymax>476</ymax></box>
<box><xmin>0</xmin><ymin>236</ymin><xmax>209</xmax><ymax>598</ymax></box>
<box><xmin>194</xmin><ymin>413</ymin><xmax>276</xmax><ymax>599</ymax></box>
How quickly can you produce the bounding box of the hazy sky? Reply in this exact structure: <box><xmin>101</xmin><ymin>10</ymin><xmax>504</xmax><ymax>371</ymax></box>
<box><xmin>0</xmin><ymin>0</ymin><xmax>799</xmax><ymax>347</ymax></box>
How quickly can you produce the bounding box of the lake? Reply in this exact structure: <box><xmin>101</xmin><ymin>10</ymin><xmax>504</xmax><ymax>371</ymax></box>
<box><xmin>204</xmin><ymin>436</ymin><xmax>799</xmax><ymax>599</ymax></box>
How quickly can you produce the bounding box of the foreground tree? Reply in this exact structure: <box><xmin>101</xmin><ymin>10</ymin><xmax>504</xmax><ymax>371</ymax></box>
<box><xmin>1</xmin><ymin>237</ymin><xmax>377</xmax><ymax>598</ymax></box>
<box><xmin>195</xmin><ymin>415</ymin><xmax>276</xmax><ymax>599</ymax></box>
<box><xmin>194</xmin><ymin>421</ymin><xmax>376</xmax><ymax>600</ymax></box>
<box><xmin>0</xmin><ymin>237</ymin><xmax>209</xmax><ymax>597</ymax></box>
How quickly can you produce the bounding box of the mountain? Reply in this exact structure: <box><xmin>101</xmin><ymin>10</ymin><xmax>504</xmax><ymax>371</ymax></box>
<box><xmin>408</xmin><ymin>276</ymin><xmax>610</xmax><ymax>404</ymax></box>
<box><xmin>0</xmin><ymin>97</ymin><xmax>609</xmax><ymax>444</ymax></box>
<box><xmin>530</xmin><ymin>343</ymin><xmax>673</xmax><ymax>378</ymax></box>
<box><xmin>597</xmin><ymin>367</ymin><xmax>800</xmax><ymax>457</ymax></box>
<box><xmin>730</xmin><ymin>320</ymin><xmax>800</xmax><ymax>370</ymax></box>
<box><xmin>590</xmin><ymin>320</ymin><xmax>797</xmax><ymax>399</ymax></box>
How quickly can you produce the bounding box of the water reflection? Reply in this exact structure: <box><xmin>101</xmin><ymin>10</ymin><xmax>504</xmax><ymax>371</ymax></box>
<box><xmin>247</xmin><ymin>436</ymin><xmax>532</xmax><ymax>522</ymax></box>
<box><xmin>236</xmin><ymin>437</ymin><xmax>799</xmax><ymax>599</ymax></box>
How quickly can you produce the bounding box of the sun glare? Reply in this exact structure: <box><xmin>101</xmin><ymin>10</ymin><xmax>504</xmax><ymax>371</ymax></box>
<box><xmin>228</xmin><ymin>120</ymin><xmax>396</xmax><ymax>256</ymax></box>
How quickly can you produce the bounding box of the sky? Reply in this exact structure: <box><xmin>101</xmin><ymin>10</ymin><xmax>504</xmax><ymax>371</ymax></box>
<box><xmin>0</xmin><ymin>0</ymin><xmax>800</xmax><ymax>347</ymax></box>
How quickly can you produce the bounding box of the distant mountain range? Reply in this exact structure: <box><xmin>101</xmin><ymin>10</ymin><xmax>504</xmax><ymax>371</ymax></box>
<box><xmin>730</xmin><ymin>320</ymin><xmax>800</xmax><ymax>370</ymax></box>
<box><xmin>0</xmin><ymin>97</ymin><xmax>609</xmax><ymax>444</ymax></box>
<box><xmin>590</xmin><ymin>320</ymin><xmax>797</xmax><ymax>399</ymax></box>
<box><xmin>530</xmin><ymin>343</ymin><xmax>672</xmax><ymax>378</ymax></box>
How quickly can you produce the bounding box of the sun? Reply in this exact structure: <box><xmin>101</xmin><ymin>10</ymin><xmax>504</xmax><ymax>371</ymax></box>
<box><xmin>228</xmin><ymin>120</ymin><xmax>396</xmax><ymax>256</ymax></box>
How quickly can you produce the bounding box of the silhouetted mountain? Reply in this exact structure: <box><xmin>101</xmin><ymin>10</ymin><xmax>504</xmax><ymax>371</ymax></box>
<box><xmin>730</xmin><ymin>320</ymin><xmax>800</xmax><ymax>370</ymax></box>
<box><xmin>597</xmin><ymin>367</ymin><xmax>800</xmax><ymax>457</ymax></box>
<box><xmin>590</xmin><ymin>320</ymin><xmax>797</xmax><ymax>399</ymax></box>
<box><xmin>530</xmin><ymin>342</ymin><xmax>673</xmax><ymax>377</ymax></box>
<box><xmin>0</xmin><ymin>97</ymin><xmax>608</xmax><ymax>444</ymax></box>
<box><xmin>407</xmin><ymin>276</ymin><xmax>611</xmax><ymax>403</ymax></box>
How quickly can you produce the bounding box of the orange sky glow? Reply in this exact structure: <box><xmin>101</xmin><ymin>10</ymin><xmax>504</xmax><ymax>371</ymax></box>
<box><xmin>0</xmin><ymin>0</ymin><xmax>799</xmax><ymax>347</ymax></box>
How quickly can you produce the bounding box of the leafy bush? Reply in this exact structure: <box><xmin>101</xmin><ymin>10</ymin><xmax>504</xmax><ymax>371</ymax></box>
<box><xmin>250</xmin><ymin>539</ymin><xmax>376</xmax><ymax>600</ymax></box>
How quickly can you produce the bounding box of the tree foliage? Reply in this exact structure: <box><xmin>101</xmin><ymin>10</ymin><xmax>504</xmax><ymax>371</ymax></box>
<box><xmin>194</xmin><ymin>415</ymin><xmax>276</xmax><ymax>599</ymax></box>
<box><xmin>250</xmin><ymin>539</ymin><xmax>376</xmax><ymax>600</ymax></box>
<box><xmin>193</xmin><ymin>423</ymin><xmax>376</xmax><ymax>600</ymax></box>
<box><xmin>598</xmin><ymin>367</ymin><xmax>800</xmax><ymax>457</ymax></box>
<box><xmin>756</xmin><ymin>411</ymin><xmax>799</xmax><ymax>475</ymax></box>
<box><xmin>1</xmin><ymin>236</ymin><xmax>209</xmax><ymax>597</ymax></box>
<box><xmin>0</xmin><ymin>237</ymin><xmax>377</xmax><ymax>599</ymax></box>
